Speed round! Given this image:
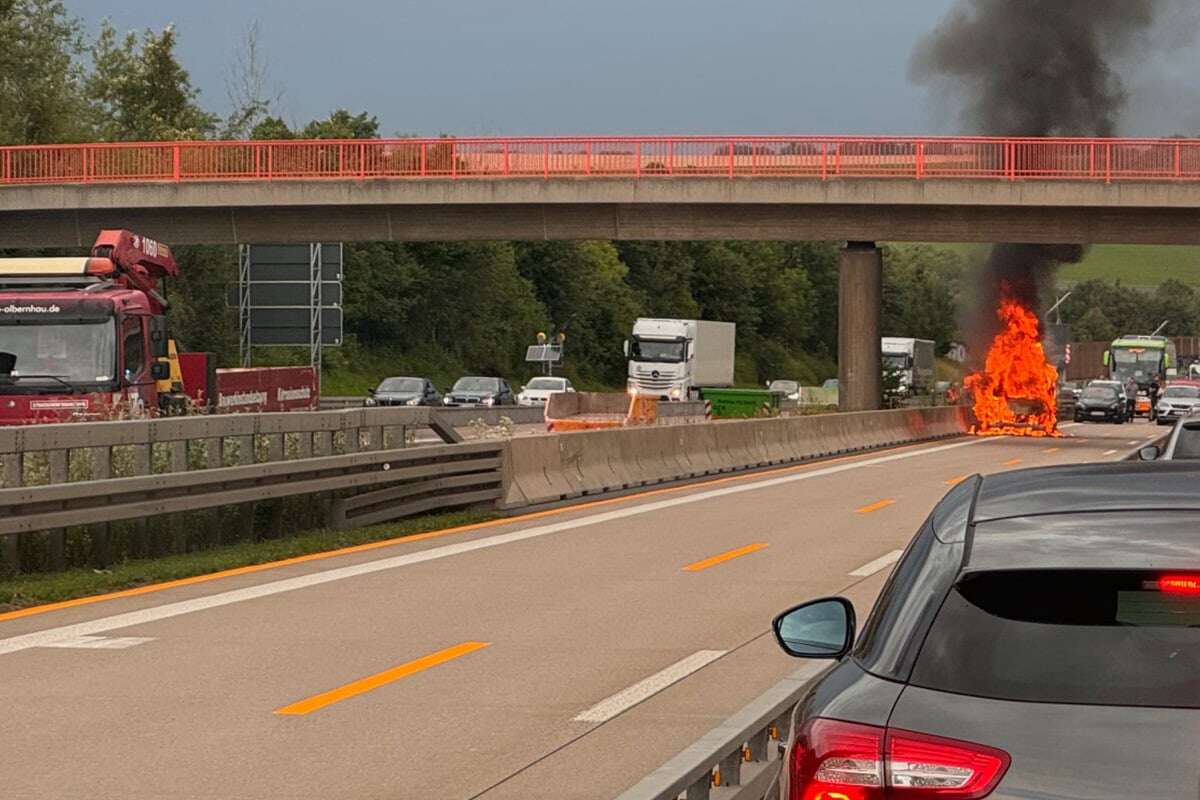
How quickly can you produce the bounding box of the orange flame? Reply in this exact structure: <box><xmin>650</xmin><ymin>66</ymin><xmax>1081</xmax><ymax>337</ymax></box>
<box><xmin>965</xmin><ymin>292</ymin><xmax>1060</xmax><ymax>437</ymax></box>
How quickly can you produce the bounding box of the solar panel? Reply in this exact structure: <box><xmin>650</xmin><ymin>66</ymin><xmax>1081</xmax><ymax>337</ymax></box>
<box><xmin>526</xmin><ymin>345</ymin><xmax>562</xmax><ymax>362</ymax></box>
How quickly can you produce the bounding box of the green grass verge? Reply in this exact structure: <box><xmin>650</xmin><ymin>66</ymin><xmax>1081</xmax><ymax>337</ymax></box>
<box><xmin>911</xmin><ymin>242</ymin><xmax>1200</xmax><ymax>288</ymax></box>
<box><xmin>0</xmin><ymin>508</ymin><xmax>497</xmax><ymax>611</ymax></box>
<box><xmin>1056</xmin><ymin>245</ymin><xmax>1200</xmax><ymax>288</ymax></box>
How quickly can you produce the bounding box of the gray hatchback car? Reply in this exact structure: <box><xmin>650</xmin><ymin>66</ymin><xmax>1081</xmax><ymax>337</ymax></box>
<box><xmin>772</xmin><ymin>462</ymin><xmax>1199</xmax><ymax>799</ymax></box>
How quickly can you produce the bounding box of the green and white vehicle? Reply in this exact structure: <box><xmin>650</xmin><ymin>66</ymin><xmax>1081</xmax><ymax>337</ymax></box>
<box><xmin>1104</xmin><ymin>334</ymin><xmax>1177</xmax><ymax>390</ymax></box>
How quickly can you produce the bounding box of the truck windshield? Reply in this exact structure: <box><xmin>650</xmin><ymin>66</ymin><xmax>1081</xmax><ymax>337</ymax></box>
<box><xmin>0</xmin><ymin>320</ymin><xmax>116</xmax><ymax>390</ymax></box>
<box><xmin>882</xmin><ymin>353</ymin><xmax>910</xmax><ymax>369</ymax></box>
<box><xmin>631</xmin><ymin>338</ymin><xmax>685</xmax><ymax>363</ymax></box>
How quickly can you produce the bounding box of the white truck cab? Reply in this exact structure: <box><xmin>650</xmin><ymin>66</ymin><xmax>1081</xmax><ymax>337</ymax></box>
<box><xmin>626</xmin><ymin>318</ymin><xmax>735</xmax><ymax>401</ymax></box>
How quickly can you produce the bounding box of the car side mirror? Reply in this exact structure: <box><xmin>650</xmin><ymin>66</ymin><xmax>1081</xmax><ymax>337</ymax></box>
<box><xmin>1138</xmin><ymin>445</ymin><xmax>1161</xmax><ymax>462</ymax></box>
<box><xmin>149</xmin><ymin>362</ymin><xmax>170</xmax><ymax>381</ymax></box>
<box><xmin>623</xmin><ymin>340</ymin><xmax>630</xmax><ymax>358</ymax></box>
<box><xmin>772</xmin><ymin>597</ymin><xmax>856</xmax><ymax>659</ymax></box>
<box><xmin>368</xmin><ymin>388</ymin><xmax>375</xmax><ymax>396</ymax></box>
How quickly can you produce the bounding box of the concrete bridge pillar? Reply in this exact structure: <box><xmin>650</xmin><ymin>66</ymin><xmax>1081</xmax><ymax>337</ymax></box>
<box><xmin>838</xmin><ymin>241</ymin><xmax>882</xmax><ymax>412</ymax></box>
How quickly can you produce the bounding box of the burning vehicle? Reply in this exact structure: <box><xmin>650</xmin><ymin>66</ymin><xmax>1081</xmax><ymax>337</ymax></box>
<box><xmin>964</xmin><ymin>291</ymin><xmax>1060</xmax><ymax>437</ymax></box>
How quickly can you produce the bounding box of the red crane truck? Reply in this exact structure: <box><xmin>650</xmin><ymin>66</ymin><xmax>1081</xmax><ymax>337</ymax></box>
<box><xmin>0</xmin><ymin>230</ymin><xmax>316</xmax><ymax>424</ymax></box>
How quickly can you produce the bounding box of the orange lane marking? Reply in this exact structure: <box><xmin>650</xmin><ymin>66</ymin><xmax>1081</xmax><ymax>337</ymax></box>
<box><xmin>943</xmin><ymin>475</ymin><xmax>969</xmax><ymax>486</ymax></box>
<box><xmin>1002</xmin><ymin>458</ymin><xmax>1022</xmax><ymax>466</ymax></box>
<box><xmin>1042</xmin><ymin>447</ymin><xmax>1060</xmax><ymax>454</ymax></box>
<box><xmin>274</xmin><ymin>641</ymin><xmax>489</xmax><ymax>716</ymax></box>
<box><xmin>0</xmin><ymin>437</ymin><xmax>957</xmax><ymax>624</ymax></box>
<box><xmin>856</xmin><ymin>499</ymin><xmax>896</xmax><ymax>514</ymax></box>
<box><xmin>682</xmin><ymin>542</ymin><xmax>769</xmax><ymax>572</ymax></box>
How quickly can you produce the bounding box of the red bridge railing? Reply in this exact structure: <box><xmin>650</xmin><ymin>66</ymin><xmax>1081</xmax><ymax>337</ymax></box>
<box><xmin>2</xmin><ymin>136</ymin><xmax>1199</xmax><ymax>185</ymax></box>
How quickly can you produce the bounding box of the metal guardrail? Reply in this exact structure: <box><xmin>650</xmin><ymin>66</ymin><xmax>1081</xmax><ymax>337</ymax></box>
<box><xmin>0</xmin><ymin>440</ymin><xmax>504</xmax><ymax>538</ymax></box>
<box><xmin>616</xmin><ymin>663</ymin><xmax>826</xmax><ymax>800</ymax></box>
<box><xmin>0</xmin><ymin>407</ymin><xmax>467</xmax><ymax>571</ymax></box>
<box><xmin>321</xmin><ymin>396</ymin><xmax>706</xmax><ymax>426</ymax></box>
<box><xmin>3</xmin><ymin>136</ymin><xmax>1200</xmax><ymax>185</ymax></box>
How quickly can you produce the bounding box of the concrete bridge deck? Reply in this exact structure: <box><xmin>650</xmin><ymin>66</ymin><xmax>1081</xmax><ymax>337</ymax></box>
<box><xmin>4</xmin><ymin>176</ymin><xmax>1200</xmax><ymax>247</ymax></box>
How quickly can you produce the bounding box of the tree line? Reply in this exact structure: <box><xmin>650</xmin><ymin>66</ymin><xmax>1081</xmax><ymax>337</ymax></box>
<box><xmin>1057</xmin><ymin>279</ymin><xmax>1200</xmax><ymax>343</ymax></box>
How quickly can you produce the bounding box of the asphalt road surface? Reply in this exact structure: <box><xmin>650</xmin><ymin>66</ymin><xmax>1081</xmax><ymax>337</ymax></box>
<box><xmin>0</xmin><ymin>421</ymin><xmax>1159</xmax><ymax>800</ymax></box>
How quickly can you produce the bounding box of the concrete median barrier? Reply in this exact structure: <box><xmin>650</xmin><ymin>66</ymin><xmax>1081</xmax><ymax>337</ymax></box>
<box><xmin>504</xmin><ymin>406</ymin><xmax>970</xmax><ymax>510</ymax></box>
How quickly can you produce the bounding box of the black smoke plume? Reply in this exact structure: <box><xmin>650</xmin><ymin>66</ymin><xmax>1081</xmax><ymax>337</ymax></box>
<box><xmin>909</xmin><ymin>0</ymin><xmax>1178</xmax><ymax>355</ymax></box>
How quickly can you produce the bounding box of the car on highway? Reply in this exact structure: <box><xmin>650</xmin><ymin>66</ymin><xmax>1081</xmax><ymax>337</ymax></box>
<box><xmin>365</xmin><ymin>376</ymin><xmax>440</xmax><ymax>407</ymax></box>
<box><xmin>517</xmin><ymin>376</ymin><xmax>575</xmax><ymax>407</ymax></box>
<box><xmin>1072</xmin><ymin>380</ymin><xmax>1127</xmax><ymax>423</ymax></box>
<box><xmin>1154</xmin><ymin>380</ymin><xmax>1200</xmax><ymax>424</ymax></box>
<box><xmin>767</xmin><ymin>379</ymin><xmax>801</xmax><ymax>402</ymax></box>
<box><xmin>771</xmin><ymin>462</ymin><xmax>1199</xmax><ymax>800</ymax></box>
<box><xmin>442</xmin><ymin>376</ymin><xmax>515</xmax><ymax>407</ymax></box>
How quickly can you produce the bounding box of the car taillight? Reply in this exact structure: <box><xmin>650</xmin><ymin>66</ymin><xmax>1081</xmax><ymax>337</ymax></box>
<box><xmin>790</xmin><ymin>719</ymin><xmax>1010</xmax><ymax>800</ymax></box>
<box><xmin>790</xmin><ymin>719</ymin><xmax>884</xmax><ymax>800</ymax></box>
<box><xmin>1155</xmin><ymin>575</ymin><xmax>1200</xmax><ymax>595</ymax></box>
<box><xmin>887</xmin><ymin>729</ymin><xmax>1010</xmax><ymax>797</ymax></box>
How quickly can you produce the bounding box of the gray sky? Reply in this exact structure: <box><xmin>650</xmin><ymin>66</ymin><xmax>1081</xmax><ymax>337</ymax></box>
<box><xmin>65</xmin><ymin>0</ymin><xmax>1199</xmax><ymax>138</ymax></box>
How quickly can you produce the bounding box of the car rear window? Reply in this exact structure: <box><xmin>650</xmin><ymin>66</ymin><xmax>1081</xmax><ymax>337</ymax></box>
<box><xmin>1172</xmin><ymin>424</ymin><xmax>1200</xmax><ymax>459</ymax></box>
<box><xmin>911</xmin><ymin>570</ymin><xmax>1200</xmax><ymax>708</ymax></box>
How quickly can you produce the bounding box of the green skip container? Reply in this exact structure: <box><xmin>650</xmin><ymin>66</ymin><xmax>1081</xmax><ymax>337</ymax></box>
<box><xmin>700</xmin><ymin>388</ymin><xmax>781</xmax><ymax>419</ymax></box>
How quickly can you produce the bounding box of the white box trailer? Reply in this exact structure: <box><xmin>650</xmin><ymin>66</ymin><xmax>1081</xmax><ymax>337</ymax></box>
<box><xmin>882</xmin><ymin>337</ymin><xmax>936</xmax><ymax>395</ymax></box>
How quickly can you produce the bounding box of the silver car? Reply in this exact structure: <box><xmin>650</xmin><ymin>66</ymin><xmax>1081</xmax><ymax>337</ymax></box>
<box><xmin>1155</xmin><ymin>382</ymin><xmax>1200</xmax><ymax>425</ymax></box>
<box><xmin>772</xmin><ymin>463</ymin><xmax>1199</xmax><ymax>799</ymax></box>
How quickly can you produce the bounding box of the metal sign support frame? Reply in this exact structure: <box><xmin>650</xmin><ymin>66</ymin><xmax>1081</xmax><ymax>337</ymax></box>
<box><xmin>238</xmin><ymin>244</ymin><xmax>252</xmax><ymax>367</ymax></box>
<box><xmin>309</xmin><ymin>243</ymin><xmax>324</xmax><ymax>396</ymax></box>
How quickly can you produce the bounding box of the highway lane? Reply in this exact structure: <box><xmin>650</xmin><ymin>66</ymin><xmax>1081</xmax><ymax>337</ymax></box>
<box><xmin>0</xmin><ymin>421</ymin><xmax>1156</xmax><ymax>800</ymax></box>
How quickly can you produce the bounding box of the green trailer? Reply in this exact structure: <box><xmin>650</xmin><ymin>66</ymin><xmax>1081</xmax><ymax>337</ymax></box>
<box><xmin>700</xmin><ymin>387</ymin><xmax>781</xmax><ymax>419</ymax></box>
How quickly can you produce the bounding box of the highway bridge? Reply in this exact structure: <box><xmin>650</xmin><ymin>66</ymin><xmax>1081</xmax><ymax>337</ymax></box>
<box><xmin>0</xmin><ymin>418</ymin><xmax>1158</xmax><ymax>799</ymax></box>
<box><xmin>4</xmin><ymin>134</ymin><xmax>1200</xmax><ymax>411</ymax></box>
<box><xmin>2</xmin><ymin>136</ymin><xmax>1200</xmax><ymax>249</ymax></box>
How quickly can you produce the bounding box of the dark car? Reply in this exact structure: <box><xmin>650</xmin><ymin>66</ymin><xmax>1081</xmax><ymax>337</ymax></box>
<box><xmin>772</xmin><ymin>462</ymin><xmax>1199</xmax><ymax>800</ymax></box>
<box><xmin>365</xmin><ymin>376</ymin><xmax>440</xmax><ymax>407</ymax></box>
<box><xmin>1073</xmin><ymin>381</ymin><xmax>1127</xmax><ymax>423</ymax></box>
<box><xmin>442</xmin><ymin>376</ymin><xmax>515</xmax><ymax>407</ymax></box>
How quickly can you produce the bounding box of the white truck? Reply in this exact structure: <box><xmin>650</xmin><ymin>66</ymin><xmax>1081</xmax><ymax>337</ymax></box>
<box><xmin>881</xmin><ymin>337</ymin><xmax>936</xmax><ymax>396</ymax></box>
<box><xmin>626</xmin><ymin>318</ymin><xmax>735</xmax><ymax>401</ymax></box>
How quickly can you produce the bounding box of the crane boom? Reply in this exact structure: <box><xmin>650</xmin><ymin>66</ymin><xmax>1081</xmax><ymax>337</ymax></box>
<box><xmin>90</xmin><ymin>229</ymin><xmax>178</xmax><ymax>313</ymax></box>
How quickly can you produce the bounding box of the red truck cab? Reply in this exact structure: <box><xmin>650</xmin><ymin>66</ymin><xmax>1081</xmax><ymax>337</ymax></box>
<box><xmin>0</xmin><ymin>231</ymin><xmax>318</xmax><ymax>424</ymax></box>
<box><xmin>0</xmin><ymin>247</ymin><xmax>170</xmax><ymax>424</ymax></box>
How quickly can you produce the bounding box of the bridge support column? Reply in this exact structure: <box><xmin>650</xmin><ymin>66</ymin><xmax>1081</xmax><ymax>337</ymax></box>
<box><xmin>838</xmin><ymin>241</ymin><xmax>882</xmax><ymax>412</ymax></box>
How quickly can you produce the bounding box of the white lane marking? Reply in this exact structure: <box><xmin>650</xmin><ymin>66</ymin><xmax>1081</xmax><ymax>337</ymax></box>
<box><xmin>849</xmin><ymin>549</ymin><xmax>904</xmax><ymax>577</ymax></box>
<box><xmin>1127</xmin><ymin>440</ymin><xmax>1140</xmax><ymax>446</ymax></box>
<box><xmin>40</xmin><ymin>635</ymin><xmax>154</xmax><ymax>650</ymax></box>
<box><xmin>1103</xmin><ymin>449</ymin><xmax>1119</xmax><ymax>456</ymax></box>
<box><xmin>0</xmin><ymin>438</ymin><xmax>989</xmax><ymax>656</ymax></box>
<box><xmin>1059</xmin><ymin>423</ymin><xmax>1080</xmax><ymax>429</ymax></box>
<box><xmin>573</xmin><ymin>650</ymin><xmax>727</xmax><ymax>723</ymax></box>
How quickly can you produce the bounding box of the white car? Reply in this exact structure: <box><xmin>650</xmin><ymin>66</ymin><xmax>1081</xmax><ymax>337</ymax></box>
<box><xmin>766</xmin><ymin>379</ymin><xmax>801</xmax><ymax>401</ymax></box>
<box><xmin>517</xmin><ymin>376</ymin><xmax>575</xmax><ymax>407</ymax></box>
